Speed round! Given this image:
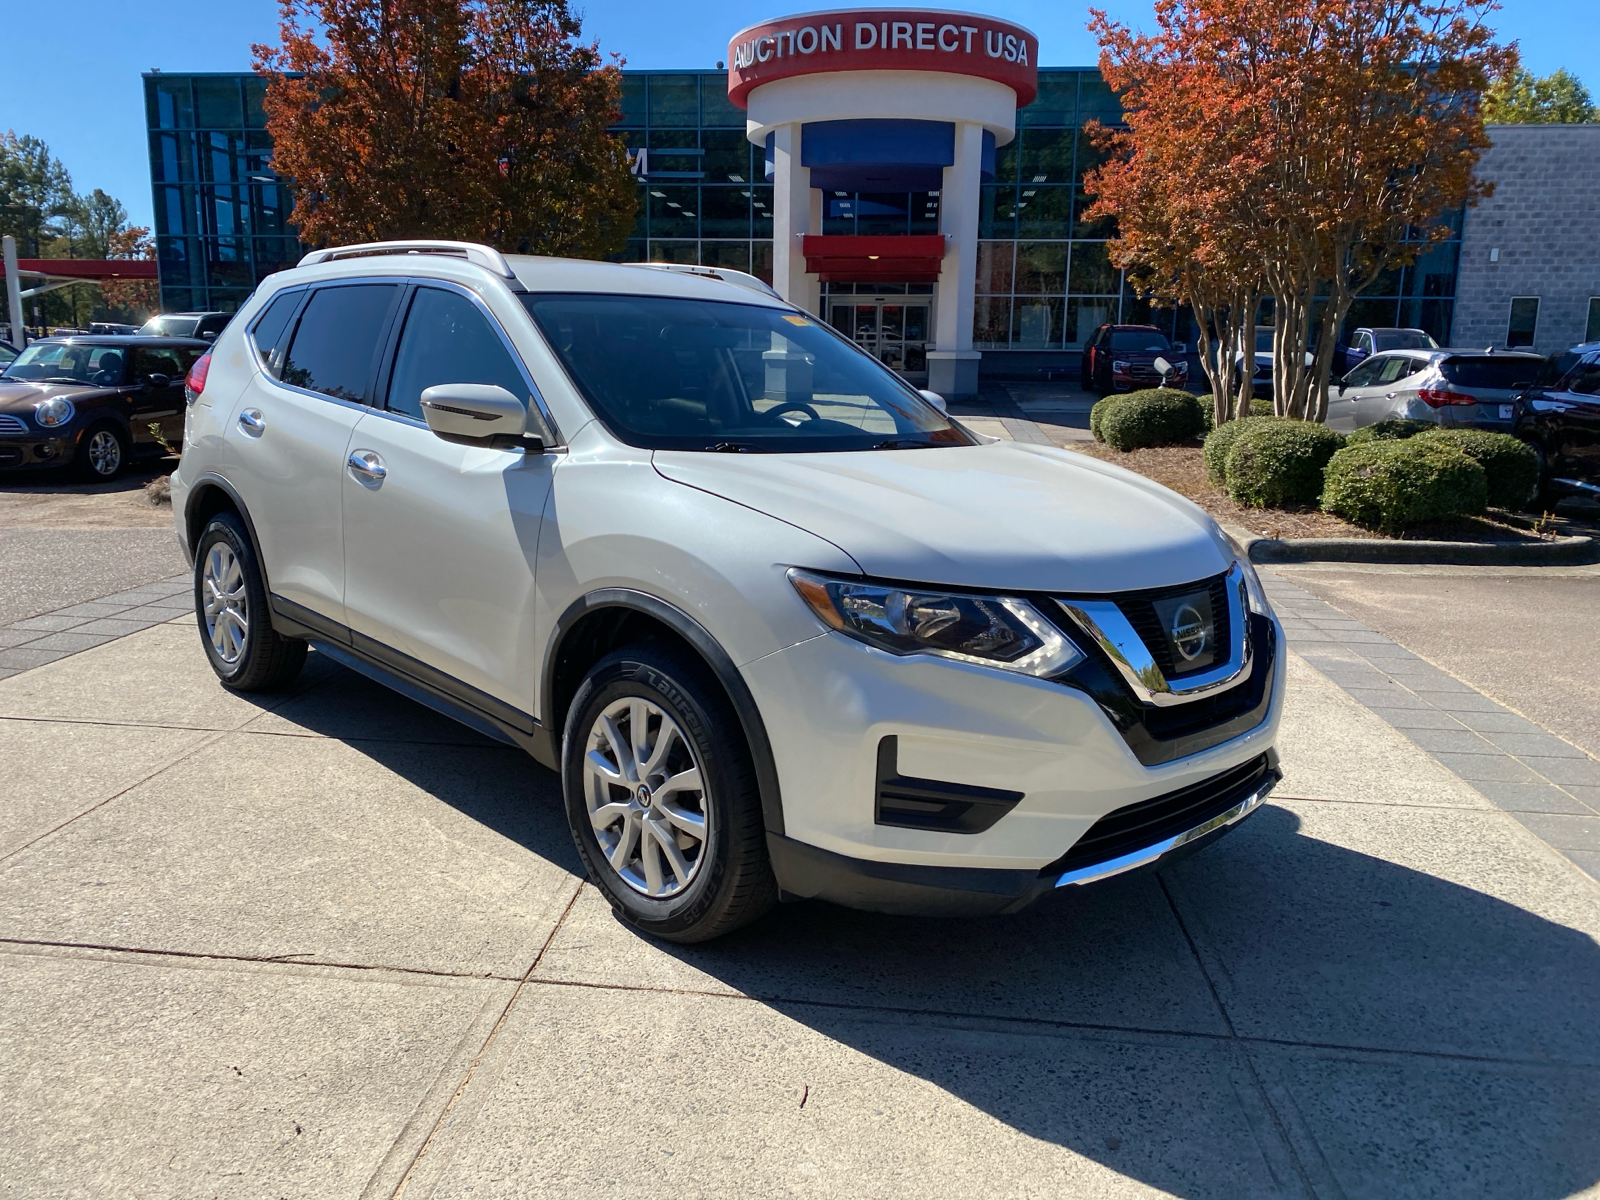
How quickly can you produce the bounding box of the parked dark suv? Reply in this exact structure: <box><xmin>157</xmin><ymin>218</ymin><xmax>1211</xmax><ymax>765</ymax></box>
<box><xmin>1081</xmin><ymin>324</ymin><xmax>1188</xmax><ymax>394</ymax></box>
<box><xmin>138</xmin><ymin>311</ymin><xmax>233</xmax><ymax>340</ymax></box>
<box><xmin>0</xmin><ymin>336</ymin><xmax>208</xmax><ymax>478</ymax></box>
<box><xmin>1515</xmin><ymin>341</ymin><xmax>1600</xmax><ymax>505</ymax></box>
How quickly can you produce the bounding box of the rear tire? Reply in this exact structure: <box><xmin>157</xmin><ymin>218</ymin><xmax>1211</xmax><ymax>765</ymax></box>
<box><xmin>562</xmin><ymin>644</ymin><xmax>777</xmax><ymax>943</ymax></box>
<box><xmin>193</xmin><ymin>511</ymin><xmax>306</xmax><ymax>692</ymax></box>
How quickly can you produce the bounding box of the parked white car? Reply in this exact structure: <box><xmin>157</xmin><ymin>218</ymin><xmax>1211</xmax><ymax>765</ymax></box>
<box><xmin>172</xmin><ymin>240</ymin><xmax>1284</xmax><ymax>942</ymax></box>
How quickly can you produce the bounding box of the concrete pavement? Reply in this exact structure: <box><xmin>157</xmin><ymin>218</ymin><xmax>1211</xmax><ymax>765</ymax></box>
<box><xmin>1</xmin><ymin>573</ymin><xmax>1598</xmax><ymax>1197</ymax></box>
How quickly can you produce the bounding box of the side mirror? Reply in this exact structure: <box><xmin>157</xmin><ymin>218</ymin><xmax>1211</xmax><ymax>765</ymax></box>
<box><xmin>145</xmin><ymin>373</ymin><xmax>171</xmax><ymax>389</ymax></box>
<box><xmin>420</xmin><ymin>384</ymin><xmax>540</xmax><ymax>451</ymax></box>
<box><xmin>917</xmin><ymin>388</ymin><xmax>948</xmax><ymax>414</ymax></box>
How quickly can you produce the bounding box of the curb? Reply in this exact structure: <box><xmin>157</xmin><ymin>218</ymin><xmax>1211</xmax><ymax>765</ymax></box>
<box><xmin>1218</xmin><ymin>521</ymin><xmax>1598</xmax><ymax>566</ymax></box>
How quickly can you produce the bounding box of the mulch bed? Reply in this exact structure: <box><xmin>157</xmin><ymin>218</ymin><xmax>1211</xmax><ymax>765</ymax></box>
<box><xmin>1068</xmin><ymin>441</ymin><xmax>1554</xmax><ymax>544</ymax></box>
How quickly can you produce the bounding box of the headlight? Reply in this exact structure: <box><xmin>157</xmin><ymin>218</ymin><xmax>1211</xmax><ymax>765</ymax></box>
<box><xmin>788</xmin><ymin>569</ymin><xmax>1084</xmax><ymax>678</ymax></box>
<box><xmin>1112</xmin><ymin>359</ymin><xmax>1130</xmax><ymax>373</ymax></box>
<box><xmin>1236</xmin><ymin>556</ymin><xmax>1272</xmax><ymax>617</ymax></box>
<box><xmin>33</xmin><ymin>397</ymin><xmax>75</xmax><ymax>428</ymax></box>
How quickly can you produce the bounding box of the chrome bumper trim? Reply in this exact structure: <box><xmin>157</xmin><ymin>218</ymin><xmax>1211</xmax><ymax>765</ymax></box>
<box><xmin>1054</xmin><ymin>771</ymin><xmax>1279</xmax><ymax>888</ymax></box>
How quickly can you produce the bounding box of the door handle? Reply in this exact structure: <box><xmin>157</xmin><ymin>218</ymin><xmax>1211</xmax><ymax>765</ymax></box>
<box><xmin>347</xmin><ymin>449</ymin><xmax>387</xmax><ymax>487</ymax></box>
<box><xmin>237</xmin><ymin>408</ymin><xmax>265</xmax><ymax>436</ymax></box>
<box><xmin>1385</xmin><ymin>392</ymin><xmax>1397</xmax><ymax>399</ymax></box>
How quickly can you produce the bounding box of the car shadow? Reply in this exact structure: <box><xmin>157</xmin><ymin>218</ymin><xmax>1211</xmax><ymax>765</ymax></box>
<box><xmin>278</xmin><ymin>654</ymin><xmax>1600</xmax><ymax>1198</ymax></box>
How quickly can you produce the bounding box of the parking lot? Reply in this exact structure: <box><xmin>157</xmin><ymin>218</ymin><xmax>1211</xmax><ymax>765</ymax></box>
<box><xmin>2</xmin><ymin>471</ymin><xmax>1599</xmax><ymax>1199</ymax></box>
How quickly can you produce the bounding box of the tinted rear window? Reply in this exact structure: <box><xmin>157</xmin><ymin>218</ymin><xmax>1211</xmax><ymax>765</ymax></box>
<box><xmin>1373</xmin><ymin>330</ymin><xmax>1436</xmax><ymax>351</ymax></box>
<box><xmin>1109</xmin><ymin>329</ymin><xmax>1170</xmax><ymax>351</ymax></box>
<box><xmin>280</xmin><ymin>284</ymin><xmax>400</xmax><ymax>402</ymax></box>
<box><xmin>250</xmin><ymin>290</ymin><xmax>301</xmax><ymax>368</ymax></box>
<box><xmin>1440</xmin><ymin>357</ymin><xmax>1541</xmax><ymax>390</ymax></box>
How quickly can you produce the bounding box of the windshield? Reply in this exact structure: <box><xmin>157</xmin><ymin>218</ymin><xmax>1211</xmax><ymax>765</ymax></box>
<box><xmin>1</xmin><ymin>342</ymin><xmax>128</xmax><ymax>385</ymax></box>
<box><xmin>1374</xmin><ymin>329</ymin><xmax>1438</xmax><ymax>351</ymax></box>
<box><xmin>1109</xmin><ymin>329</ymin><xmax>1170</xmax><ymax>352</ymax></box>
<box><xmin>521</xmin><ymin>293</ymin><xmax>974</xmax><ymax>453</ymax></box>
<box><xmin>139</xmin><ymin>316</ymin><xmax>200</xmax><ymax>337</ymax></box>
<box><xmin>1254</xmin><ymin>328</ymin><xmax>1273</xmax><ymax>353</ymax></box>
<box><xmin>1534</xmin><ymin>352</ymin><xmax>1580</xmax><ymax>389</ymax></box>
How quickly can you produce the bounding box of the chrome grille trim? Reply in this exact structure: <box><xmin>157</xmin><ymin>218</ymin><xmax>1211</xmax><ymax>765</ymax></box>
<box><xmin>1055</xmin><ymin>563</ymin><xmax>1253</xmax><ymax>707</ymax></box>
<box><xmin>0</xmin><ymin>414</ymin><xmax>28</xmax><ymax>435</ymax></box>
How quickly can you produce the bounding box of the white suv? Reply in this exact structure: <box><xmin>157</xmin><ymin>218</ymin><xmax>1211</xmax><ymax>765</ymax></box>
<box><xmin>173</xmin><ymin>240</ymin><xmax>1284</xmax><ymax>943</ymax></box>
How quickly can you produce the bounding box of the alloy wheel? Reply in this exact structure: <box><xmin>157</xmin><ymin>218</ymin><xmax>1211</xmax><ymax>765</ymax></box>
<box><xmin>582</xmin><ymin>697</ymin><xmax>710</xmax><ymax>899</ymax></box>
<box><xmin>202</xmin><ymin>543</ymin><xmax>249</xmax><ymax>664</ymax></box>
<box><xmin>86</xmin><ymin>429</ymin><xmax>122</xmax><ymax>476</ymax></box>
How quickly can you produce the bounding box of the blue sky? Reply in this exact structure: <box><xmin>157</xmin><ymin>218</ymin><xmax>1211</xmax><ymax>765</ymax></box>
<box><xmin>2</xmin><ymin>0</ymin><xmax>1593</xmax><ymax>231</ymax></box>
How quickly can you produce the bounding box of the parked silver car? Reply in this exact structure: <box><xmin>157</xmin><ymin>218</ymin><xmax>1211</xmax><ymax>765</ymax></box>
<box><xmin>1325</xmin><ymin>348</ymin><xmax>1544</xmax><ymax>433</ymax></box>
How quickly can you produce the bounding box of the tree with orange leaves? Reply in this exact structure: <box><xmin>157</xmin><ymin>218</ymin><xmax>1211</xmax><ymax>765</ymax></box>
<box><xmin>253</xmin><ymin>0</ymin><xmax>636</xmax><ymax>258</ymax></box>
<box><xmin>1088</xmin><ymin>0</ymin><xmax>1513</xmax><ymax>421</ymax></box>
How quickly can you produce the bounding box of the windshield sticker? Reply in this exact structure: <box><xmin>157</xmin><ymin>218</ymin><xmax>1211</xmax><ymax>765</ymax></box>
<box><xmin>781</xmin><ymin>315</ymin><xmax>811</xmax><ymax>326</ymax></box>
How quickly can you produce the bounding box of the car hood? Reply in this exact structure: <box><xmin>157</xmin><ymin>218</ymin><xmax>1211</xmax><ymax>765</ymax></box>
<box><xmin>0</xmin><ymin>380</ymin><xmax>110</xmax><ymax>411</ymax></box>
<box><xmin>652</xmin><ymin>441</ymin><xmax>1231</xmax><ymax>593</ymax></box>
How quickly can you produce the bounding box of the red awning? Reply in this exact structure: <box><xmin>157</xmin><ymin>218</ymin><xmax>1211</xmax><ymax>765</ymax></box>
<box><xmin>0</xmin><ymin>258</ymin><xmax>158</xmax><ymax>282</ymax></box>
<box><xmin>800</xmin><ymin>235</ymin><xmax>946</xmax><ymax>283</ymax></box>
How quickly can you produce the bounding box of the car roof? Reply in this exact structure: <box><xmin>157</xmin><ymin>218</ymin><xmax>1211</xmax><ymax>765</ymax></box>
<box><xmin>1358</xmin><ymin>327</ymin><xmax>1430</xmax><ymax>334</ymax></box>
<box><xmin>148</xmin><ymin>311</ymin><xmax>231</xmax><ymax>319</ymax></box>
<box><xmin>281</xmin><ymin>241</ymin><xmax>793</xmax><ymax>308</ymax></box>
<box><xmin>1106</xmin><ymin>323</ymin><xmax>1164</xmax><ymax>331</ymax></box>
<box><xmin>23</xmin><ymin>335</ymin><xmax>212</xmax><ymax>349</ymax></box>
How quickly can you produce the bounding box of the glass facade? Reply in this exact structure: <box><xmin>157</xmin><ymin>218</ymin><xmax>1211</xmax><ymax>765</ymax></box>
<box><xmin>144</xmin><ymin>72</ymin><xmax>303</xmax><ymax>314</ymax></box>
<box><xmin>145</xmin><ymin>67</ymin><xmax>1462</xmax><ymax>349</ymax></box>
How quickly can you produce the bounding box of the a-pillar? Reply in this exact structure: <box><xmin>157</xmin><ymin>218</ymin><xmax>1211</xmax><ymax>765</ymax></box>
<box><xmin>928</xmin><ymin>121</ymin><xmax>984</xmax><ymax>398</ymax></box>
<box><xmin>769</xmin><ymin>123</ymin><xmax>818</xmax><ymax>315</ymax></box>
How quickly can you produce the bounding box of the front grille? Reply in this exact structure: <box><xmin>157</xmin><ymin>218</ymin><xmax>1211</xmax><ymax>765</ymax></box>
<box><xmin>0</xmin><ymin>414</ymin><xmax>28</xmax><ymax>435</ymax></box>
<box><xmin>0</xmin><ymin>445</ymin><xmax>22</xmax><ymax>466</ymax></box>
<box><xmin>1044</xmin><ymin>754</ymin><xmax>1271</xmax><ymax>874</ymax></box>
<box><xmin>1117</xmin><ymin>573</ymin><xmax>1232</xmax><ymax>679</ymax></box>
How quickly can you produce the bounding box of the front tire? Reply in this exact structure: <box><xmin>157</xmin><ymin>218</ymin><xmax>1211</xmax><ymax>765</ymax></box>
<box><xmin>562</xmin><ymin>645</ymin><xmax>776</xmax><ymax>943</ymax></box>
<box><xmin>75</xmin><ymin>422</ymin><xmax>128</xmax><ymax>481</ymax></box>
<box><xmin>193</xmin><ymin>511</ymin><xmax>307</xmax><ymax>692</ymax></box>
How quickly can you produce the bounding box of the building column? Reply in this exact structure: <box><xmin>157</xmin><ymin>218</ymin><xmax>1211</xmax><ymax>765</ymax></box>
<box><xmin>769</xmin><ymin>122</ymin><xmax>817</xmax><ymax>314</ymax></box>
<box><xmin>928</xmin><ymin>121</ymin><xmax>984</xmax><ymax>398</ymax></box>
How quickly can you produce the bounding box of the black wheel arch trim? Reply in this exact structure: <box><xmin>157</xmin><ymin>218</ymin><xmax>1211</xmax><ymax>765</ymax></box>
<box><xmin>182</xmin><ymin>472</ymin><xmax>268</xmax><ymax>578</ymax></box>
<box><xmin>543</xmin><ymin>588</ymin><xmax>786</xmax><ymax>837</ymax></box>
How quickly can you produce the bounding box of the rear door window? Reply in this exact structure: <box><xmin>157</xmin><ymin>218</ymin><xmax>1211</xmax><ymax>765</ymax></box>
<box><xmin>249</xmin><ymin>290</ymin><xmax>301</xmax><ymax>370</ymax></box>
<box><xmin>279</xmin><ymin>284</ymin><xmax>401</xmax><ymax>403</ymax></box>
<box><xmin>1375</xmin><ymin>356</ymin><xmax>1414</xmax><ymax>385</ymax></box>
<box><xmin>384</xmin><ymin>287</ymin><xmax>529</xmax><ymax>421</ymax></box>
<box><xmin>132</xmin><ymin>346</ymin><xmax>197</xmax><ymax>383</ymax></box>
<box><xmin>1440</xmin><ymin>357</ymin><xmax>1542</xmax><ymax>390</ymax></box>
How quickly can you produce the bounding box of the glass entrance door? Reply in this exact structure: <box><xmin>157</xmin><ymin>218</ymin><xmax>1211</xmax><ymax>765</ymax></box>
<box><xmin>827</xmin><ymin>298</ymin><xmax>930</xmax><ymax>383</ymax></box>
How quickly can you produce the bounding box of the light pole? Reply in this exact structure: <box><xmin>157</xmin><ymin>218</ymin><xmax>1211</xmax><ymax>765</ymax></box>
<box><xmin>3</xmin><ymin>234</ymin><xmax>25</xmax><ymax>348</ymax></box>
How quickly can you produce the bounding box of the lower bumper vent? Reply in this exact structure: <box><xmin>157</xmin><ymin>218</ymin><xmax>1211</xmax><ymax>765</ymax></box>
<box><xmin>874</xmin><ymin>736</ymin><xmax>1024</xmax><ymax>835</ymax></box>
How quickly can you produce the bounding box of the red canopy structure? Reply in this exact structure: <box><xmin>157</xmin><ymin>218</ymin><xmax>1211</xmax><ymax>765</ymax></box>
<box><xmin>0</xmin><ymin>257</ymin><xmax>157</xmax><ymax>299</ymax></box>
<box><xmin>800</xmin><ymin>235</ymin><xmax>946</xmax><ymax>283</ymax></box>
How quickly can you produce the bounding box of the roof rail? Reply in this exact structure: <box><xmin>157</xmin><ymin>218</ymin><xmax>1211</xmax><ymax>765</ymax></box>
<box><xmin>297</xmin><ymin>240</ymin><xmax>516</xmax><ymax>280</ymax></box>
<box><xmin>625</xmin><ymin>261</ymin><xmax>782</xmax><ymax>300</ymax></box>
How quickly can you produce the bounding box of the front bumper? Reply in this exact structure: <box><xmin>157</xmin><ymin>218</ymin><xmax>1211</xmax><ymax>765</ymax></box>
<box><xmin>767</xmin><ymin>753</ymin><xmax>1280</xmax><ymax>915</ymax></box>
<box><xmin>0</xmin><ymin>433</ymin><xmax>75</xmax><ymax>469</ymax></box>
<box><xmin>741</xmin><ymin>607</ymin><xmax>1286</xmax><ymax>910</ymax></box>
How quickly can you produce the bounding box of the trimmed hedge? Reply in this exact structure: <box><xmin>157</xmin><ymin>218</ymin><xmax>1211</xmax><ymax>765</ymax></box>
<box><xmin>1416</xmin><ymin>428</ymin><xmax>1541</xmax><ymax>510</ymax></box>
<box><xmin>1225</xmin><ymin>421</ymin><xmax>1347</xmax><ymax>508</ymax></box>
<box><xmin>1346</xmin><ymin>418</ymin><xmax>1433</xmax><ymax>445</ymax></box>
<box><xmin>1088</xmin><ymin>393</ymin><xmax>1129</xmax><ymax>442</ymax></box>
<box><xmin>1321</xmin><ymin>439</ymin><xmax>1488</xmax><ymax>532</ymax></box>
<box><xmin>1202</xmin><ymin>415</ymin><xmax>1282</xmax><ymax>485</ymax></box>
<box><xmin>1099</xmin><ymin>389</ymin><xmax>1208</xmax><ymax>451</ymax></box>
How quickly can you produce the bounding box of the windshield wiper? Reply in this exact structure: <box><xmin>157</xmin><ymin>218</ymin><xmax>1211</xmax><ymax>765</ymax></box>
<box><xmin>868</xmin><ymin>437</ymin><xmax>938</xmax><ymax>450</ymax></box>
<box><xmin>708</xmin><ymin>441</ymin><xmax>770</xmax><ymax>453</ymax></box>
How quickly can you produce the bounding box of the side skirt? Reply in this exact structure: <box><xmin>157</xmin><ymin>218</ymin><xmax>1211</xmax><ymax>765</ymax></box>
<box><xmin>269</xmin><ymin>595</ymin><xmax>558</xmax><ymax>769</ymax></box>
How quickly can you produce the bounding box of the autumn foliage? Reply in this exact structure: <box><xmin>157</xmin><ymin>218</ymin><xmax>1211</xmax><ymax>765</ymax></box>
<box><xmin>1086</xmin><ymin>0</ymin><xmax>1514</xmax><ymax>422</ymax></box>
<box><xmin>253</xmin><ymin>0</ymin><xmax>637</xmax><ymax>258</ymax></box>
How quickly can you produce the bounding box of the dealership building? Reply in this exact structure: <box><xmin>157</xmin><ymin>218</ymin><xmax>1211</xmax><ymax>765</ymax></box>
<box><xmin>143</xmin><ymin>8</ymin><xmax>1597</xmax><ymax>393</ymax></box>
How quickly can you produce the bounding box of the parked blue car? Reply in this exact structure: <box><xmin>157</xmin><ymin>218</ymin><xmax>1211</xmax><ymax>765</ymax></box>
<box><xmin>1335</xmin><ymin>327</ymin><xmax>1438</xmax><ymax>377</ymax></box>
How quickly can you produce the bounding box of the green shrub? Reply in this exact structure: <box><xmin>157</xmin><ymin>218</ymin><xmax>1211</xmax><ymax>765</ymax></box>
<box><xmin>1202</xmin><ymin>415</ymin><xmax>1282</xmax><ymax>485</ymax></box>
<box><xmin>1098</xmin><ymin>389</ymin><xmax>1208</xmax><ymax>451</ymax></box>
<box><xmin>1224</xmin><ymin>421</ymin><xmax>1347</xmax><ymax>508</ymax></box>
<box><xmin>1346</xmin><ymin>418</ymin><xmax>1433</xmax><ymax>445</ymax></box>
<box><xmin>1088</xmin><ymin>393</ymin><xmax>1131</xmax><ymax>442</ymax></box>
<box><xmin>1414</xmin><ymin>428</ymin><xmax>1540</xmax><ymax>510</ymax></box>
<box><xmin>1321</xmin><ymin>439</ymin><xmax>1488</xmax><ymax>532</ymax></box>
